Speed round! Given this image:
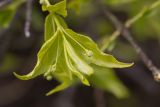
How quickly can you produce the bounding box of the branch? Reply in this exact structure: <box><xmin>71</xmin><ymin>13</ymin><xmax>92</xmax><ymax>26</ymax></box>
<box><xmin>24</xmin><ymin>0</ymin><xmax>33</xmax><ymax>38</ymax></box>
<box><xmin>97</xmin><ymin>0</ymin><xmax>160</xmax><ymax>81</ymax></box>
<box><xmin>125</xmin><ymin>0</ymin><xmax>160</xmax><ymax>28</ymax></box>
<box><xmin>100</xmin><ymin>0</ymin><xmax>160</xmax><ymax>51</ymax></box>
<box><xmin>0</xmin><ymin>0</ymin><xmax>12</xmax><ymax>8</ymax></box>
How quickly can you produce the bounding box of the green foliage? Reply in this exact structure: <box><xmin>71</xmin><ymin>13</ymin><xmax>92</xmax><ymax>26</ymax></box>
<box><xmin>0</xmin><ymin>0</ymin><xmax>157</xmax><ymax>101</ymax></box>
<box><xmin>0</xmin><ymin>54</ymin><xmax>20</xmax><ymax>73</ymax></box>
<box><xmin>0</xmin><ymin>0</ymin><xmax>25</xmax><ymax>28</ymax></box>
<box><xmin>14</xmin><ymin>0</ymin><xmax>133</xmax><ymax>96</ymax></box>
<box><xmin>89</xmin><ymin>64</ymin><xmax>129</xmax><ymax>98</ymax></box>
<box><xmin>99</xmin><ymin>0</ymin><xmax>160</xmax><ymax>52</ymax></box>
<box><xmin>105</xmin><ymin>0</ymin><xmax>160</xmax><ymax>40</ymax></box>
<box><xmin>68</xmin><ymin>0</ymin><xmax>81</xmax><ymax>14</ymax></box>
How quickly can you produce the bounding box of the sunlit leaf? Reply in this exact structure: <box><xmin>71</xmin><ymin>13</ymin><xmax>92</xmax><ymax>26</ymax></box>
<box><xmin>14</xmin><ymin>30</ymin><xmax>60</xmax><ymax>80</ymax></box>
<box><xmin>45</xmin><ymin>13</ymin><xmax>56</xmax><ymax>41</ymax></box>
<box><xmin>65</xmin><ymin>29</ymin><xmax>133</xmax><ymax>68</ymax></box>
<box><xmin>45</xmin><ymin>13</ymin><xmax>67</xmax><ymax>41</ymax></box>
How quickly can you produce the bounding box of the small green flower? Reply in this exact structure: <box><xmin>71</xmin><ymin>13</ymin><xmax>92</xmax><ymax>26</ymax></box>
<box><xmin>14</xmin><ymin>0</ymin><xmax>133</xmax><ymax>96</ymax></box>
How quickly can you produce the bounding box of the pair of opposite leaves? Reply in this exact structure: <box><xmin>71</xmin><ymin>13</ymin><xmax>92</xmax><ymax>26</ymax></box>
<box><xmin>14</xmin><ymin>0</ymin><xmax>133</xmax><ymax>96</ymax></box>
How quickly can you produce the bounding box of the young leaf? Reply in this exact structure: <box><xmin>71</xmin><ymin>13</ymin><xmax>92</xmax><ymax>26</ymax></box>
<box><xmin>45</xmin><ymin>14</ymin><xmax>55</xmax><ymax>41</ymax></box>
<box><xmin>14</xmin><ymin>0</ymin><xmax>133</xmax><ymax>95</ymax></box>
<box><xmin>63</xmin><ymin>36</ymin><xmax>94</xmax><ymax>75</ymax></box>
<box><xmin>46</xmin><ymin>81</ymin><xmax>72</xmax><ymax>96</ymax></box>
<box><xmin>65</xmin><ymin>29</ymin><xmax>133</xmax><ymax>68</ymax></box>
<box><xmin>45</xmin><ymin>13</ymin><xmax>67</xmax><ymax>41</ymax></box>
<box><xmin>63</xmin><ymin>38</ymin><xmax>90</xmax><ymax>85</ymax></box>
<box><xmin>14</xmin><ymin>11</ymin><xmax>133</xmax><ymax>95</ymax></box>
<box><xmin>14</xmin><ymin>30</ymin><xmax>60</xmax><ymax>80</ymax></box>
<box><xmin>42</xmin><ymin>0</ymin><xmax>67</xmax><ymax>17</ymax></box>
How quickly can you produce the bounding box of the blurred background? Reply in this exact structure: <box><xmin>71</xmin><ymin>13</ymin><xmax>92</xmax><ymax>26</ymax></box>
<box><xmin>1</xmin><ymin>0</ymin><xmax>160</xmax><ymax>107</ymax></box>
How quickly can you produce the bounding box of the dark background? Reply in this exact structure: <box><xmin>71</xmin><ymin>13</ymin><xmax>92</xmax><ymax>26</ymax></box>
<box><xmin>1</xmin><ymin>0</ymin><xmax>160</xmax><ymax>107</ymax></box>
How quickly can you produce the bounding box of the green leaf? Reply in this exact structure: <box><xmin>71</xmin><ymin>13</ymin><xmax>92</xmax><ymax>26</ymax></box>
<box><xmin>89</xmin><ymin>64</ymin><xmax>129</xmax><ymax>98</ymax></box>
<box><xmin>0</xmin><ymin>54</ymin><xmax>20</xmax><ymax>72</ymax></box>
<box><xmin>63</xmin><ymin>37</ymin><xmax>90</xmax><ymax>85</ymax></box>
<box><xmin>0</xmin><ymin>9</ymin><xmax>15</xmax><ymax>28</ymax></box>
<box><xmin>65</xmin><ymin>29</ymin><xmax>133</xmax><ymax>68</ymax></box>
<box><xmin>14</xmin><ymin>12</ymin><xmax>133</xmax><ymax>96</ymax></box>
<box><xmin>45</xmin><ymin>14</ymin><xmax>67</xmax><ymax>41</ymax></box>
<box><xmin>45</xmin><ymin>14</ymin><xmax>56</xmax><ymax>41</ymax></box>
<box><xmin>0</xmin><ymin>0</ymin><xmax>25</xmax><ymax>28</ymax></box>
<box><xmin>63</xmin><ymin>36</ymin><xmax>94</xmax><ymax>76</ymax></box>
<box><xmin>56</xmin><ymin>15</ymin><xmax>68</xmax><ymax>28</ymax></box>
<box><xmin>46</xmin><ymin>81</ymin><xmax>72</xmax><ymax>96</ymax></box>
<box><xmin>42</xmin><ymin>0</ymin><xmax>67</xmax><ymax>17</ymax></box>
<box><xmin>68</xmin><ymin>0</ymin><xmax>81</xmax><ymax>14</ymax></box>
<box><xmin>14</xmin><ymin>30</ymin><xmax>60</xmax><ymax>80</ymax></box>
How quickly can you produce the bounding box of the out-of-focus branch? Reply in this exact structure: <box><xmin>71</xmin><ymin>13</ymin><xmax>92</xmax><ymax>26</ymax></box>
<box><xmin>100</xmin><ymin>0</ymin><xmax>160</xmax><ymax>51</ymax></box>
<box><xmin>0</xmin><ymin>0</ymin><xmax>12</xmax><ymax>8</ymax></box>
<box><xmin>97</xmin><ymin>0</ymin><xmax>160</xmax><ymax>81</ymax></box>
<box><xmin>24</xmin><ymin>0</ymin><xmax>33</xmax><ymax>38</ymax></box>
<box><xmin>125</xmin><ymin>0</ymin><xmax>160</xmax><ymax>28</ymax></box>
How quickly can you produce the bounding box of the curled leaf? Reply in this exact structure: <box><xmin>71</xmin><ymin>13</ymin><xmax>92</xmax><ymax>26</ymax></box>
<box><xmin>14</xmin><ymin>30</ymin><xmax>60</xmax><ymax>80</ymax></box>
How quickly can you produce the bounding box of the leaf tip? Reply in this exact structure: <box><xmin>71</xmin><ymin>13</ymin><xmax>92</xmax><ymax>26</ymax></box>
<box><xmin>13</xmin><ymin>72</ymin><xmax>32</xmax><ymax>80</ymax></box>
<box><xmin>82</xmin><ymin>79</ymin><xmax>90</xmax><ymax>86</ymax></box>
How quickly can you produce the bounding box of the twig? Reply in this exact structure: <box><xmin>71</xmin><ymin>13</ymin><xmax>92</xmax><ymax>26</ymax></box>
<box><xmin>100</xmin><ymin>0</ymin><xmax>160</xmax><ymax>51</ymax></box>
<box><xmin>0</xmin><ymin>0</ymin><xmax>11</xmax><ymax>8</ymax></box>
<box><xmin>97</xmin><ymin>0</ymin><xmax>160</xmax><ymax>81</ymax></box>
<box><xmin>125</xmin><ymin>0</ymin><xmax>160</xmax><ymax>28</ymax></box>
<box><xmin>100</xmin><ymin>23</ymin><xmax>120</xmax><ymax>51</ymax></box>
<box><xmin>24</xmin><ymin>0</ymin><xmax>33</xmax><ymax>38</ymax></box>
